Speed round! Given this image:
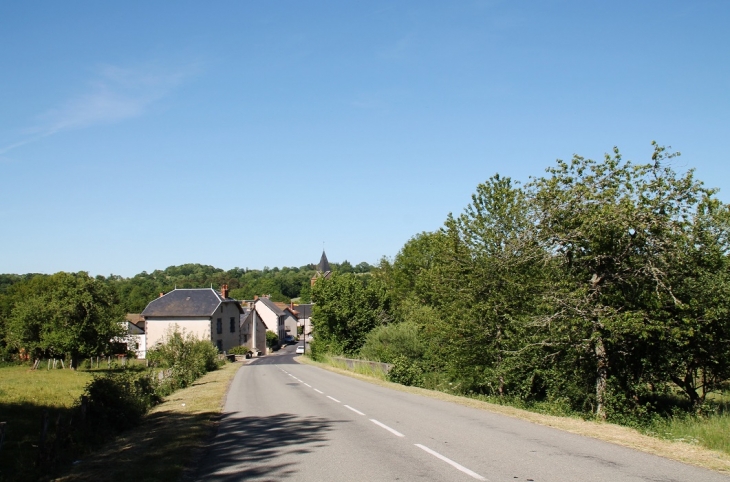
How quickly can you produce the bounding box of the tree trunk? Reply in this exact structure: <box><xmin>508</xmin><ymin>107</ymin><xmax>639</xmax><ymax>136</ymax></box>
<box><xmin>671</xmin><ymin>372</ymin><xmax>700</xmax><ymax>406</ymax></box>
<box><xmin>594</xmin><ymin>335</ymin><xmax>608</xmax><ymax>420</ymax></box>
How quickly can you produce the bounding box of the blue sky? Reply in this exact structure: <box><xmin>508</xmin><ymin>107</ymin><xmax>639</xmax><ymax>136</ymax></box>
<box><xmin>1</xmin><ymin>1</ymin><xmax>728</xmax><ymax>277</ymax></box>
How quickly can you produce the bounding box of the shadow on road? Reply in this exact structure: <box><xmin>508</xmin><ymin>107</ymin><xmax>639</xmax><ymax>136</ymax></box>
<box><xmin>251</xmin><ymin>352</ymin><xmax>302</xmax><ymax>365</ymax></box>
<box><xmin>194</xmin><ymin>412</ymin><xmax>343</xmax><ymax>481</ymax></box>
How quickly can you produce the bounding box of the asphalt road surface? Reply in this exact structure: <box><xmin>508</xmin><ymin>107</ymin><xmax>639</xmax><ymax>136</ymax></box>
<box><xmin>196</xmin><ymin>347</ymin><xmax>730</xmax><ymax>481</ymax></box>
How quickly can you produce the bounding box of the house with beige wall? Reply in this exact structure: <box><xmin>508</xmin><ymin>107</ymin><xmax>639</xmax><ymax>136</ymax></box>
<box><xmin>141</xmin><ymin>286</ymin><xmax>243</xmax><ymax>356</ymax></box>
<box><xmin>250</xmin><ymin>296</ymin><xmax>297</xmax><ymax>342</ymax></box>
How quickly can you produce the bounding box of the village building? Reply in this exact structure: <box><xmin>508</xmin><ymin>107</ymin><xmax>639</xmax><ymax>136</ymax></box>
<box><xmin>141</xmin><ymin>285</ymin><xmax>243</xmax><ymax>355</ymax></box>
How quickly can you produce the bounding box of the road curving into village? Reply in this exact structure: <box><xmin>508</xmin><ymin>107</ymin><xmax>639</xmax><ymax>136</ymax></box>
<box><xmin>195</xmin><ymin>348</ymin><xmax>730</xmax><ymax>481</ymax></box>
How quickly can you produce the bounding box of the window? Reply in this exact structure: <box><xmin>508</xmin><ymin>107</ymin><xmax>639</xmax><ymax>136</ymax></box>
<box><xmin>242</xmin><ymin>334</ymin><xmax>248</xmax><ymax>343</ymax></box>
<box><xmin>216</xmin><ymin>340</ymin><xmax>223</xmax><ymax>352</ymax></box>
<box><xmin>230</xmin><ymin>317</ymin><xmax>235</xmax><ymax>333</ymax></box>
<box><xmin>216</xmin><ymin>318</ymin><xmax>222</xmax><ymax>334</ymax></box>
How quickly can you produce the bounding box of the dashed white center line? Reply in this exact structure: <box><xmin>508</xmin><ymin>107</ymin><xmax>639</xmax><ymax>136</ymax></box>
<box><xmin>314</xmin><ymin>389</ymin><xmax>324</xmax><ymax>394</ymax></box>
<box><xmin>326</xmin><ymin>395</ymin><xmax>341</xmax><ymax>403</ymax></box>
<box><xmin>415</xmin><ymin>444</ymin><xmax>487</xmax><ymax>481</ymax></box>
<box><xmin>370</xmin><ymin>419</ymin><xmax>404</xmax><ymax>437</ymax></box>
<box><xmin>344</xmin><ymin>405</ymin><xmax>365</xmax><ymax>416</ymax></box>
<box><xmin>303</xmin><ymin>383</ymin><xmax>311</xmax><ymax>387</ymax></box>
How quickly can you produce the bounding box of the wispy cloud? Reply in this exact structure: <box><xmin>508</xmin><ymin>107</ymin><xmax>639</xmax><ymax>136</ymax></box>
<box><xmin>0</xmin><ymin>61</ymin><xmax>200</xmax><ymax>155</ymax></box>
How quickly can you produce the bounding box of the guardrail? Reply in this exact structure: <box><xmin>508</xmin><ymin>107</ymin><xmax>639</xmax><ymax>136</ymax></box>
<box><xmin>330</xmin><ymin>357</ymin><xmax>392</xmax><ymax>373</ymax></box>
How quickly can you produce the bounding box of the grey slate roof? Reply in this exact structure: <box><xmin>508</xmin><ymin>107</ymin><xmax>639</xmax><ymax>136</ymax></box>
<box><xmin>292</xmin><ymin>304</ymin><xmax>312</xmax><ymax>319</ymax></box>
<box><xmin>142</xmin><ymin>288</ymin><xmax>242</xmax><ymax>317</ymax></box>
<box><xmin>317</xmin><ymin>251</ymin><xmax>332</xmax><ymax>273</ymax></box>
<box><xmin>128</xmin><ymin>322</ymin><xmax>145</xmax><ymax>335</ymax></box>
<box><xmin>257</xmin><ymin>297</ymin><xmax>285</xmax><ymax>316</ymax></box>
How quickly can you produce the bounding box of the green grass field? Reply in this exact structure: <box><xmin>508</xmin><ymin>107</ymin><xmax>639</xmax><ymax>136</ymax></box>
<box><xmin>0</xmin><ymin>365</ymin><xmax>93</xmax><ymax>481</ymax></box>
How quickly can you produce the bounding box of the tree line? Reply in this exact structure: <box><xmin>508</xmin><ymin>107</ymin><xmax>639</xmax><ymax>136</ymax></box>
<box><xmin>311</xmin><ymin>143</ymin><xmax>730</xmax><ymax>422</ymax></box>
<box><xmin>0</xmin><ymin>262</ymin><xmax>375</xmax><ymax>362</ymax></box>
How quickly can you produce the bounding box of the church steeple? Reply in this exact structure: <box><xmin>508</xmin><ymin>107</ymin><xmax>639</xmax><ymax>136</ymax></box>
<box><xmin>311</xmin><ymin>250</ymin><xmax>333</xmax><ymax>287</ymax></box>
<box><xmin>317</xmin><ymin>250</ymin><xmax>331</xmax><ymax>274</ymax></box>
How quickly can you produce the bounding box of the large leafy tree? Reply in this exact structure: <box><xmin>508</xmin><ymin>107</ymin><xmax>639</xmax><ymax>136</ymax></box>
<box><xmin>528</xmin><ymin>143</ymin><xmax>730</xmax><ymax>416</ymax></box>
<box><xmin>311</xmin><ymin>273</ymin><xmax>391</xmax><ymax>355</ymax></box>
<box><xmin>5</xmin><ymin>272</ymin><xmax>124</xmax><ymax>366</ymax></box>
<box><xmin>430</xmin><ymin>175</ymin><xmax>549</xmax><ymax>396</ymax></box>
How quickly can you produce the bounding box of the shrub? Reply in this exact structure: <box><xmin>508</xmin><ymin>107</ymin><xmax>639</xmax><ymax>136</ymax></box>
<box><xmin>360</xmin><ymin>322</ymin><xmax>424</xmax><ymax>363</ymax></box>
<box><xmin>228</xmin><ymin>345</ymin><xmax>252</xmax><ymax>355</ymax></box>
<box><xmin>147</xmin><ymin>328</ymin><xmax>220</xmax><ymax>390</ymax></box>
<box><xmin>82</xmin><ymin>370</ymin><xmax>161</xmax><ymax>433</ymax></box>
<box><xmin>387</xmin><ymin>355</ymin><xmax>425</xmax><ymax>387</ymax></box>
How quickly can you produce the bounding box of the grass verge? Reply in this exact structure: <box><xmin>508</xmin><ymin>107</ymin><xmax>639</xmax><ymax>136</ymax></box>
<box><xmin>646</xmin><ymin>413</ymin><xmax>730</xmax><ymax>455</ymax></box>
<box><xmin>297</xmin><ymin>356</ymin><xmax>730</xmax><ymax>474</ymax></box>
<box><xmin>53</xmin><ymin>361</ymin><xmax>240</xmax><ymax>482</ymax></box>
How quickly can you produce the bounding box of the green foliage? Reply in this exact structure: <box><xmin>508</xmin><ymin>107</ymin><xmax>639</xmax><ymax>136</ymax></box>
<box><xmin>228</xmin><ymin>345</ymin><xmax>252</xmax><ymax>355</ymax></box>
<box><xmin>360</xmin><ymin>321</ymin><xmax>425</xmax><ymax>363</ymax></box>
<box><xmin>4</xmin><ymin>272</ymin><xmax>124</xmax><ymax>363</ymax></box>
<box><xmin>83</xmin><ymin>369</ymin><xmax>161</xmax><ymax>433</ymax></box>
<box><xmin>313</xmin><ymin>143</ymin><xmax>730</xmax><ymax>425</ymax></box>
<box><xmin>387</xmin><ymin>355</ymin><xmax>425</xmax><ymax>387</ymax></box>
<box><xmin>311</xmin><ymin>272</ymin><xmax>391</xmax><ymax>355</ymax></box>
<box><xmin>146</xmin><ymin>328</ymin><xmax>219</xmax><ymax>391</ymax></box>
<box><xmin>527</xmin><ymin>143</ymin><xmax>730</xmax><ymax>416</ymax></box>
<box><xmin>265</xmin><ymin>330</ymin><xmax>279</xmax><ymax>348</ymax></box>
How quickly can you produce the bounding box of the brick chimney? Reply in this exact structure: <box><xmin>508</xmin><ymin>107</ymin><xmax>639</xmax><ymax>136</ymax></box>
<box><xmin>221</xmin><ymin>284</ymin><xmax>229</xmax><ymax>299</ymax></box>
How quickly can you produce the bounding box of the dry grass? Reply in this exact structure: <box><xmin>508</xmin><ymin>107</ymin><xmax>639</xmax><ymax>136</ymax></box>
<box><xmin>298</xmin><ymin>356</ymin><xmax>730</xmax><ymax>474</ymax></box>
<box><xmin>53</xmin><ymin>361</ymin><xmax>240</xmax><ymax>482</ymax></box>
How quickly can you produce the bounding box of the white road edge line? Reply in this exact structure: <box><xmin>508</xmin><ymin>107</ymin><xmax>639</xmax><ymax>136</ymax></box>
<box><xmin>344</xmin><ymin>405</ymin><xmax>365</xmax><ymax>416</ymax></box>
<box><xmin>370</xmin><ymin>419</ymin><xmax>404</xmax><ymax>437</ymax></box>
<box><xmin>327</xmin><ymin>396</ymin><xmax>341</xmax><ymax>403</ymax></box>
<box><xmin>303</xmin><ymin>383</ymin><xmax>311</xmax><ymax>387</ymax></box>
<box><xmin>414</xmin><ymin>444</ymin><xmax>487</xmax><ymax>481</ymax></box>
<box><xmin>314</xmin><ymin>389</ymin><xmax>324</xmax><ymax>394</ymax></box>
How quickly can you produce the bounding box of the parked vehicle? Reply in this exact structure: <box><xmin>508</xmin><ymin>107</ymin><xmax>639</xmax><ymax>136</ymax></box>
<box><xmin>295</xmin><ymin>345</ymin><xmax>305</xmax><ymax>354</ymax></box>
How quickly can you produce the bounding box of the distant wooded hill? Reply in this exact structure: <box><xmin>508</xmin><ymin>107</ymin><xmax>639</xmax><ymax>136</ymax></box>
<box><xmin>0</xmin><ymin>260</ymin><xmax>375</xmax><ymax>316</ymax></box>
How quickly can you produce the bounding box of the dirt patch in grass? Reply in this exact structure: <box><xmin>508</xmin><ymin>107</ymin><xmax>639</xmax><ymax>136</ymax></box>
<box><xmin>53</xmin><ymin>362</ymin><xmax>240</xmax><ymax>482</ymax></box>
<box><xmin>297</xmin><ymin>356</ymin><xmax>730</xmax><ymax>474</ymax></box>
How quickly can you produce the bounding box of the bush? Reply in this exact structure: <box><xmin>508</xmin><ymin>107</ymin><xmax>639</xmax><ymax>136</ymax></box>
<box><xmin>147</xmin><ymin>329</ymin><xmax>220</xmax><ymax>390</ymax></box>
<box><xmin>228</xmin><ymin>345</ymin><xmax>252</xmax><ymax>355</ymax></box>
<box><xmin>387</xmin><ymin>355</ymin><xmax>425</xmax><ymax>387</ymax></box>
<box><xmin>360</xmin><ymin>322</ymin><xmax>424</xmax><ymax>363</ymax></box>
<box><xmin>82</xmin><ymin>370</ymin><xmax>161</xmax><ymax>433</ymax></box>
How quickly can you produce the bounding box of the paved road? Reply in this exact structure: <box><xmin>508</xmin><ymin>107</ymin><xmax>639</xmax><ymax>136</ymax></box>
<box><xmin>196</xmin><ymin>348</ymin><xmax>729</xmax><ymax>481</ymax></box>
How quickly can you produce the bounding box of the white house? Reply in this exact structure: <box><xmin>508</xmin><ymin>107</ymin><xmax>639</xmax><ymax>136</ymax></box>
<box><xmin>141</xmin><ymin>285</ymin><xmax>243</xmax><ymax>355</ymax></box>
<box><xmin>250</xmin><ymin>296</ymin><xmax>297</xmax><ymax>342</ymax></box>
<box><xmin>124</xmin><ymin>313</ymin><xmax>147</xmax><ymax>358</ymax></box>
